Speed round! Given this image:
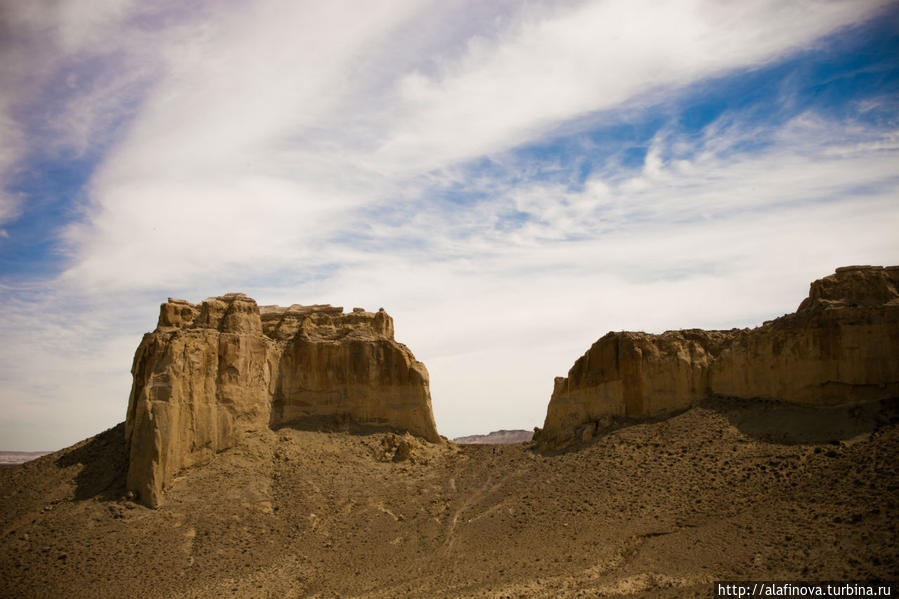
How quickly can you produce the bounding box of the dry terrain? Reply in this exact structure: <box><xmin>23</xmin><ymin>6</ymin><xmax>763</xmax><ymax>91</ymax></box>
<box><xmin>1</xmin><ymin>397</ymin><xmax>897</xmax><ymax>598</ymax></box>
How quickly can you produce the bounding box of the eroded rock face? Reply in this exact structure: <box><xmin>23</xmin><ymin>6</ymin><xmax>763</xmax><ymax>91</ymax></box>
<box><xmin>538</xmin><ymin>266</ymin><xmax>899</xmax><ymax>446</ymax></box>
<box><xmin>126</xmin><ymin>295</ymin><xmax>438</xmax><ymax>507</ymax></box>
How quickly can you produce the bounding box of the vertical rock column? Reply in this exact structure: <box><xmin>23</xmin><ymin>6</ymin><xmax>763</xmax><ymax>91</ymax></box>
<box><xmin>125</xmin><ymin>295</ymin><xmax>276</xmax><ymax>507</ymax></box>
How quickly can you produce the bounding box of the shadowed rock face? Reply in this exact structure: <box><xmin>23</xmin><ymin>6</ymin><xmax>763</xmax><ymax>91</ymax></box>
<box><xmin>125</xmin><ymin>294</ymin><xmax>438</xmax><ymax>507</ymax></box>
<box><xmin>538</xmin><ymin>266</ymin><xmax>899</xmax><ymax>446</ymax></box>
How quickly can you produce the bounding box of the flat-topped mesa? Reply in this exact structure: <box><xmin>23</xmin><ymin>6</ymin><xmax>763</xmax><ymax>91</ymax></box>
<box><xmin>125</xmin><ymin>295</ymin><xmax>438</xmax><ymax>507</ymax></box>
<box><xmin>537</xmin><ymin>266</ymin><xmax>899</xmax><ymax>447</ymax></box>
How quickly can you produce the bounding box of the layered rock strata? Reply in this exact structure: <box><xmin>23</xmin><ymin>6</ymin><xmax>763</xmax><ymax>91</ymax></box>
<box><xmin>126</xmin><ymin>294</ymin><xmax>438</xmax><ymax>507</ymax></box>
<box><xmin>538</xmin><ymin>266</ymin><xmax>899</xmax><ymax>446</ymax></box>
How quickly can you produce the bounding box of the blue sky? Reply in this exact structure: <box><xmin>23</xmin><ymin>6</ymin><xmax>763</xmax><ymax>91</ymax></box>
<box><xmin>1</xmin><ymin>0</ymin><xmax>897</xmax><ymax>450</ymax></box>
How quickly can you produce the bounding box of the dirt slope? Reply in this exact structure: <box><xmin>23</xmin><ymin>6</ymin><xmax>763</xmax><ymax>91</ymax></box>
<box><xmin>1</xmin><ymin>398</ymin><xmax>897</xmax><ymax>598</ymax></box>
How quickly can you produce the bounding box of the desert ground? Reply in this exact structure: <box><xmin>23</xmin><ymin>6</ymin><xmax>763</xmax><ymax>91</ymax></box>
<box><xmin>1</xmin><ymin>397</ymin><xmax>897</xmax><ymax>599</ymax></box>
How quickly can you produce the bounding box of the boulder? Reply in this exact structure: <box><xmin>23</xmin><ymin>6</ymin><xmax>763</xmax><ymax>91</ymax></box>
<box><xmin>125</xmin><ymin>295</ymin><xmax>438</xmax><ymax>507</ymax></box>
<box><xmin>537</xmin><ymin>266</ymin><xmax>899</xmax><ymax>446</ymax></box>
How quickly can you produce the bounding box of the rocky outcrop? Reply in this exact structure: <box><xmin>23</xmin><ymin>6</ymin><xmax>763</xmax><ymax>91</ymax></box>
<box><xmin>537</xmin><ymin>266</ymin><xmax>899</xmax><ymax>446</ymax></box>
<box><xmin>126</xmin><ymin>294</ymin><xmax>439</xmax><ymax>507</ymax></box>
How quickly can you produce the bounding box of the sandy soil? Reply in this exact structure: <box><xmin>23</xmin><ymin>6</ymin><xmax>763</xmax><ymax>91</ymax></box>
<box><xmin>1</xmin><ymin>397</ymin><xmax>896</xmax><ymax>598</ymax></box>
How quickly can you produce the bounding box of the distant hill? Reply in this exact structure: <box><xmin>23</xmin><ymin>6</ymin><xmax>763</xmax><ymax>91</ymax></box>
<box><xmin>452</xmin><ymin>429</ymin><xmax>533</xmax><ymax>444</ymax></box>
<box><xmin>0</xmin><ymin>451</ymin><xmax>51</xmax><ymax>466</ymax></box>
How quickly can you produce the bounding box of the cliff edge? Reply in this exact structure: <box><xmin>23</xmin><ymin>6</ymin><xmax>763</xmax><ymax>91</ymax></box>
<box><xmin>126</xmin><ymin>294</ymin><xmax>439</xmax><ymax>507</ymax></box>
<box><xmin>537</xmin><ymin>265</ymin><xmax>899</xmax><ymax>447</ymax></box>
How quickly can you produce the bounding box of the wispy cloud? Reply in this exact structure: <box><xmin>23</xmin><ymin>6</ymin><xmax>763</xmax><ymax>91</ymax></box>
<box><xmin>54</xmin><ymin>0</ymin><xmax>892</xmax><ymax>291</ymax></box>
<box><xmin>0</xmin><ymin>0</ymin><xmax>896</xmax><ymax>447</ymax></box>
<box><xmin>373</xmin><ymin>0</ymin><xmax>892</xmax><ymax>170</ymax></box>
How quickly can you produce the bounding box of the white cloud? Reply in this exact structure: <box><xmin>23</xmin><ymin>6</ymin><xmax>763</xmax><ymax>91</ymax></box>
<box><xmin>0</xmin><ymin>284</ymin><xmax>155</xmax><ymax>450</ymax></box>
<box><xmin>0</xmin><ymin>0</ymin><xmax>142</xmax><ymax>147</ymax></box>
<box><xmin>54</xmin><ymin>0</ymin><xmax>890</xmax><ymax>292</ymax></box>
<box><xmin>0</xmin><ymin>0</ymin><xmax>897</xmax><ymax>447</ymax></box>
<box><xmin>0</xmin><ymin>0</ymin><xmax>163</xmax><ymax>231</ymax></box>
<box><xmin>5</xmin><ymin>0</ymin><xmax>138</xmax><ymax>55</ymax></box>
<box><xmin>60</xmin><ymin>1</ymin><xmax>435</xmax><ymax>290</ymax></box>
<box><xmin>372</xmin><ymin>0</ymin><xmax>890</xmax><ymax>171</ymax></box>
<box><xmin>0</xmin><ymin>61</ymin><xmax>26</xmax><ymax>226</ymax></box>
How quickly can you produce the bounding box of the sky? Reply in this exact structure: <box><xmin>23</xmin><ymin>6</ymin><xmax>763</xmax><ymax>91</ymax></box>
<box><xmin>0</xmin><ymin>0</ymin><xmax>897</xmax><ymax>450</ymax></box>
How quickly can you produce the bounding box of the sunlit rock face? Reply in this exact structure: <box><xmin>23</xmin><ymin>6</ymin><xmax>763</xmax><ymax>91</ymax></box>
<box><xmin>125</xmin><ymin>295</ymin><xmax>438</xmax><ymax>507</ymax></box>
<box><xmin>267</xmin><ymin>305</ymin><xmax>438</xmax><ymax>444</ymax></box>
<box><xmin>538</xmin><ymin>266</ymin><xmax>899</xmax><ymax>447</ymax></box>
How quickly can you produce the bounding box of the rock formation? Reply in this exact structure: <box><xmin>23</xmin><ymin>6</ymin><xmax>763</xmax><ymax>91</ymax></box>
<box><xmin>126</xmin><ymin>294</ymin><xmax>439</xmax><ymax>507</ymax></box>
<box><xmin>537</xmin><ymin>266</ymin><xmax>899</xmax><ymax>446</ymax></box>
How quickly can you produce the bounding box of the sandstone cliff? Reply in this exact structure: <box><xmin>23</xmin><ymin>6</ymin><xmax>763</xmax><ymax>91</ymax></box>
<box><xmin>538</xmin><ymin>266</ymin><xmax>899</xmax><ymax>446</ymax></box>
<box><xmin>126</xmin><ymin>294</ymin><xmax>439</xmax><ymax>507</ymax></box>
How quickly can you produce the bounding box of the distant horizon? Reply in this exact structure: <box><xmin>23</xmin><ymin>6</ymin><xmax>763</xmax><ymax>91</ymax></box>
<box><xmin>2</xmin><ymin>1</ymin><xmax>898</xmax><ymax>451</ymax></box>
<box><xmin>0</xmin><ymin>450</ymin><xmax>53</xmax><ymax>465</ymax></box>
<box><xmin>0</xmin><ymin>262</ymin><xmax>895</xmax><ymax>452</ymax></box>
